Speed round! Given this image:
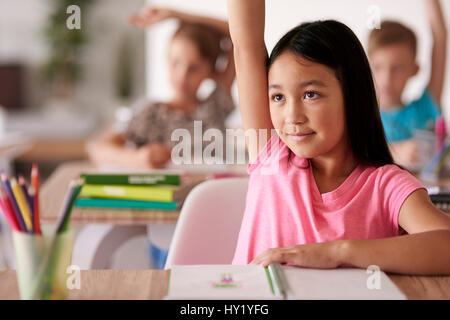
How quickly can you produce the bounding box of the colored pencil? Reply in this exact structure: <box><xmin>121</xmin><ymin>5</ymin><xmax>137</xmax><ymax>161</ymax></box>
<box><xmin>59</xmin><ymin>181</ymin><xmax>83</xmax><ymax>233</ymax></box>
<box><xmin>1</xmin><ymin>173</ymin><xmax>27</xmax><ymax>232</ymax></box>
<box><xmin>0</xmin><ymin>187</ymin><xmax>20</xmax><ymax>231</ymax></box>
<box><xmin>55</xmin><ymin>180</ymin><xmax>77</xmax><ymax>234</ymax></box>
<box><xmin>28</xmin><ymin>186</ymin><xmax>36</xmax><ymax>234</ymax></box>
<box><xmin>31</xmin><ymin>164</ymin><xmax>41</xmax><ymax>235</ymax></box>
<box><xmin>19</xmin><ymin>176</ymin><xmax>34</xmax><ymax>233</ymax></box>
<box><xmin>10</xmin><ymin>178</ymin><xmax>32</xmax><ymax>231</ymax></box>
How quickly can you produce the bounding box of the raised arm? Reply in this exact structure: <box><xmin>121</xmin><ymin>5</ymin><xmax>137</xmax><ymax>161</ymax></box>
<box><xmin>130</xmin><ymin>7</ymin><xmax>235</xmax><ymax>92</ymax></box>
<box><xmin>227</xmin><ymin>0</ymin><xmax>274</xmax><ymax>163</ymax></box>
<box><xmin>425</xmin><ymin>0</ymin><xmax>448</xmax><ymax>106</ymax></box>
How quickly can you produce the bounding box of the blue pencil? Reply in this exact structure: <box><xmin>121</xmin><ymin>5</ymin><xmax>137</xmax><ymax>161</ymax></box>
<box><xmin>1</xmin><ymin>173</ymin><xmax>27</xmax><ymax>233</ymax></box>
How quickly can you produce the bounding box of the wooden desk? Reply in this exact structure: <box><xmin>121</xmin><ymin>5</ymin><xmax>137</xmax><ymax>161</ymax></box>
<box><xmin>16</xmin><ymin>138</ymin><xmax>88</xmax><ymax>162</ymax></box>
<box><xmin>0</xmin><ymin>269</ymin><xmax>449</xmax><ymax>300</ymax></box>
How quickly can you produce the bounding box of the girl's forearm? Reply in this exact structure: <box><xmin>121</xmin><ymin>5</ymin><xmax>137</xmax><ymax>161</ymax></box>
<box><xmin>227</xmin><ymin>0</ymin><xmax>272</xmax><ymax>161</ymax></box>
<box><xmin>170</xmin><ymin>9</ymin><xmax>229</xmax><ymax>35</ymax></box>
<box><xmin>340</xmin><ymin>229</ymin><xmax>450</xmax><ymax>275</ymax></box>
<box><xmin>227</xmin><ymin>0</ymin><xmax>265</xmax><ymax>50</ymax></box>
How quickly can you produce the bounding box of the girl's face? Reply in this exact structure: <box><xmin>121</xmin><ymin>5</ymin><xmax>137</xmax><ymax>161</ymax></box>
<box><xmin>268</xmin><ymin>51</ymin><xmax>349</xmax><ymax>160</ymax></box>
<box><xmin>167</xmin><ymin>36</ymin><xmax>212</xmax><ymax>99</ymax></box>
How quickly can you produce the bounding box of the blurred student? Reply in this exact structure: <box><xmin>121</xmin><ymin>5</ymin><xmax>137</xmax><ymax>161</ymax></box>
<box><xmin>87</xmin><ymin>7</ymin><xmax>236</xmax><ymax>169</ymax></box>
<box><xmin>368</xmin><ymin>0</ymin><xmax>447</xmax><ymax>169</ymax></box>
<box><xmin>87</xmin><ymin>7</ymin><xmax>236</xmax><ymax>269</ymax></box>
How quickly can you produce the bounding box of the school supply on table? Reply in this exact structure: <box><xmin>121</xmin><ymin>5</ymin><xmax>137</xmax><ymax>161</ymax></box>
<box><xmin>75</xmin><ymin>172</ymin><xmax>206</xmax><ymax>212</ymax></box>
<box><xmin>31</xmin><ymin>163</ymin><xmax>41</xmax><ymax>235</ymax></box>
<box><xmin>75</xmin><ymin>198</ymin><xmax>178</xmax><ymax>211</ymax></box>
<box><xmin>164</xmin><ymin>264</ymin><xmax>406</xmax><ymax>300</ymax></box>
<box><xmin>165</xmin><ymin>264</ymin><xmax>284</xmax><ymax>300</ymax></box>
<box><xmin>80</xmin><ymin>184</ymin><xmax>184</xmax><ymax>202</ymax></box>
<box><xmin>0</xmin><ymin>163</ymin><xmax>82</xmax><ymax>299</ymax></box>
<box><xmin>80</xmin><ymin>173</ymin><xmax>180</xmax><ymax>186</ymax></box>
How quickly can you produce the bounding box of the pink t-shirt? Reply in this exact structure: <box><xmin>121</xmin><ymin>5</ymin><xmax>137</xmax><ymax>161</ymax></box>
<box><xmin>232</xmin><ymin>132</ymin><xmax>425</xmax><ymax>265</ymax></box>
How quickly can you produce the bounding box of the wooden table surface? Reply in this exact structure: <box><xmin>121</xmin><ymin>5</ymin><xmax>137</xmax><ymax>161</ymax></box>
<box><xmin>0</xmin><ymin>269</ymin><xmax>449</xmax><ymax>300</ymax></box>
<box><xmin>16</xmin><ymin>138</ymin><xmax>89</xmax><ymax>162</ymax></box>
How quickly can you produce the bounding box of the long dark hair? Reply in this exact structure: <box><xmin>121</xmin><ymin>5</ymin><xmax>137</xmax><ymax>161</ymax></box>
<box><xmin>267</xmin><ymin>20</ymin><xmax>394</xmax><ymax>168</ymax></box>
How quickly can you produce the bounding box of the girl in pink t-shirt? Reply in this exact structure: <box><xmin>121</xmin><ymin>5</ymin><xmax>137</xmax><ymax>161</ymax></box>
<box><xmin>227</xmin><ymin>0</ymin><xmax>450</xmax><ymax>275</ymax></box>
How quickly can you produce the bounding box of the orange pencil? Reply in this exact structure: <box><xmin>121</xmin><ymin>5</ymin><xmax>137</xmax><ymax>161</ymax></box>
<box><xmin>31</xmin><ymin>163</ymin><xmax>41</xmax><ymax>235</ymax></box>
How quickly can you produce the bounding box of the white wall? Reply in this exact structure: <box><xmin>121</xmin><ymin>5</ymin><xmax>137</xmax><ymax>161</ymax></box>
<box><xmin>146</xmin><ymin>0</ymin><xmax>450</xmax><ymax>127</ymax></box>
<box><xmin>0</xmin><ymin>0</ymin><xmax>147</xmax><ymax>119</ymax></box>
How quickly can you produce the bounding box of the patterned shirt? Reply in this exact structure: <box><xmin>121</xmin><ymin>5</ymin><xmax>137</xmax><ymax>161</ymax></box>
<box><xmin>124</xmin><ymin>84</ymin><xmax>235</xmax><ymax>151</ymax></box>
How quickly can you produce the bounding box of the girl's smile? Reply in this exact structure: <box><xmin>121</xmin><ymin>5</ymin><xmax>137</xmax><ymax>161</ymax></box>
<box><xmin>268</xmin><ymin>51</ymin><xmax>350</xmax><ymax>161</ymax></box>
<box><xmin>286</xmin><ymin>131</ymin><xmax>316</xmax><ymax>142</ymax></box>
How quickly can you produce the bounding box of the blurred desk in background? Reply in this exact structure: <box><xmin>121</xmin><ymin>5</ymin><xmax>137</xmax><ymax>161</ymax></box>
<box><xmin>5</xmin><ymin>111</ymin><xmax>104</xmax><ymax>180</ymax></box>
<box><xmin>7</xmin><ymin>111</ymin><xmax>100</xmax><ymax>161</ymax></box>
<box><xmin>16</xmin><ymin>138</ymin><xmax>88</xmax><ymax>162</ymax></box>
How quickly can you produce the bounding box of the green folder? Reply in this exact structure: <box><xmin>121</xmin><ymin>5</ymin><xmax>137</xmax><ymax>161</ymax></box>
<box><xmin>79</xmin><ymin>173</ymin><xmax>180</xmax><ymax>186</ymax></box>
<box><xmin>74</xmin><ymin>198</ymin><xmax>178</xmax><ymax>210</ymax></box>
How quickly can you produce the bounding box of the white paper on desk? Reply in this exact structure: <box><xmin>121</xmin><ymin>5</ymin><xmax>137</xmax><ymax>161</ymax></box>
<box><xmin>166</xmin><ymin>265</ymin><xmax>280</xmax><ymax>300</ymax></box>
<box><xmin>282</xmin><ymin>266</ymin><xmax>406</xmax><ymax>300</ymax></box>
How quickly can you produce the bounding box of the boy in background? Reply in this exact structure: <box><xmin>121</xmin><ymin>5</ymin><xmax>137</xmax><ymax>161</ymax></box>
<box><xmin>368</xmin><ymin>0</ymin><xmax>447</xmax><ymax>169</ymax></box>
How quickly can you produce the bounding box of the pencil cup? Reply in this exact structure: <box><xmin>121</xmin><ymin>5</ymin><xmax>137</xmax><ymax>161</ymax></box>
<box><xmin>12</xmin><ymin>225</ymin><xmax>75</xmax><ymax>300</ymax></box>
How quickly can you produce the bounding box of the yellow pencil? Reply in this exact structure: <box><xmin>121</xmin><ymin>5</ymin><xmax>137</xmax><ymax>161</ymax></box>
<box><xmin>10</xmin><ymin>178</ymin><xmax>32</xmax><ymax>231</ymax></box>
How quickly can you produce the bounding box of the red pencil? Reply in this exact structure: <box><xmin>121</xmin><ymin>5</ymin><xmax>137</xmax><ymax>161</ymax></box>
<box><xmin>0</xmin><ymin>187</ymin><xmax>20</xmax><ymax>231</ymax></box>
<box><xmin>31</xmin><ymin>163</ymin><xmax>41</xmax><ymax>235</ymax></box>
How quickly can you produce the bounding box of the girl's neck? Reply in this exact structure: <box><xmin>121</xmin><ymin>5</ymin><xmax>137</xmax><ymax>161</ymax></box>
<box><xmin>310</xmin><ymin>152</ymin><xmax>358</xmax><ymax>195</ymax></box>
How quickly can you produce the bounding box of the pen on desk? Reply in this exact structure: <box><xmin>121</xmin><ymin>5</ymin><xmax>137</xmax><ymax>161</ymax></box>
<box><xmin>1</xmin><ymin>173</ymin><xmax>27</xmax><ymax>232</ymax></box>
<box><xmin>267</xmin><ymin>263</ymin><xmax>287</xmax><ymax>299</ymax></box>
<box><xmin>31</xmin><ymin>163</ymin><xmax>41</xmax><ymax>235</ymax></box>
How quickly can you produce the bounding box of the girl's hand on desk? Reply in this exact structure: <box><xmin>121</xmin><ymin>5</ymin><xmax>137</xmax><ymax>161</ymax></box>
<box><xmin>136</xmin><ymin>143</ymin><xmax>172</xmax><ymax>169</ymax></box>
<box><xmin>251</xmin><ymin>241</ymin><xmax>347</xmax><ymax>269</ymax></box>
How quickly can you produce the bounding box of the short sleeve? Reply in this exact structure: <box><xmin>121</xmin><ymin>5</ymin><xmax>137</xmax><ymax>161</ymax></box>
<box><xmin>379</xmin><ymin>165</ymin><xmax>427</xmax><ymax>235</ymax></box>
<box><xmin>247</xmin><ymin>132</ymin><xmax>283</xmax><ymax>174</ymax></box>
<box><xmin>204</xmin><ymin>84</ymin><xmax>236</xmax><ymax>120</ymax></box>
<box><xmin>123</xmin><ymin>100</ymin><xmax>165</xmax><ymax>148</ymax></box>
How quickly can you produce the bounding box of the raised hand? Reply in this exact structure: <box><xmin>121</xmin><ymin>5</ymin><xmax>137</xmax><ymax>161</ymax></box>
<box><xmin>129</xmin><ymin>7</ymin><xmax>173</xmax><ymax>28</ymax></box>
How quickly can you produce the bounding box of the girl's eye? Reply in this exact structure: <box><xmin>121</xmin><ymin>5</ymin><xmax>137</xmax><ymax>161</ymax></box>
<box><xmin>271</xmin><ymin>94</ymin><xmax>285</xmax><ymax>102</ymax></box>
<box><xmin>304</xmin><ymin>91</ymin><xmax>320</xmax><ymax>100</ymax></box>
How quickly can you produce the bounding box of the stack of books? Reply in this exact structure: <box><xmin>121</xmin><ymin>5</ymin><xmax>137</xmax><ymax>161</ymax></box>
<box><xmin>75</xmin><ymin>173</ymin><xmax>204</xmax><ymax>212</ymax></box>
